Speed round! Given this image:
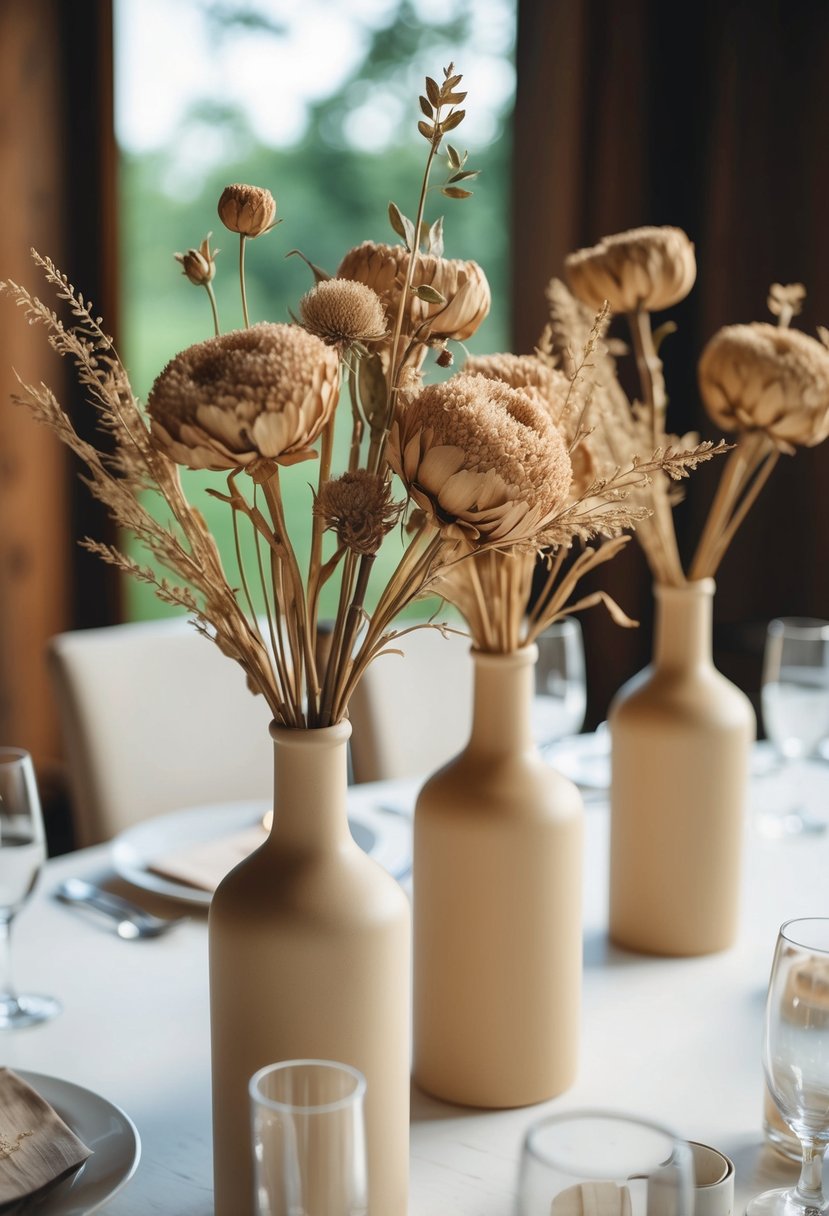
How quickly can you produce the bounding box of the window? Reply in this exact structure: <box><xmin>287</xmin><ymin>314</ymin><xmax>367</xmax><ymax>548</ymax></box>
<box><xmin>114</xmin><ymin>0</ymin><xmax>516</xmax><ymax>620</ymax></box>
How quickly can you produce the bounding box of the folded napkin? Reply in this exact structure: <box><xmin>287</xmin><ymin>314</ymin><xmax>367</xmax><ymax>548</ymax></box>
<box><xmin>149</xmin><ymin>823</ymin><xmax>267</xmax><ymax>892</ymax></box>
<box><xmin>0</xmin><ymin>1068</ymin><xmax>91</xmax><ymax>1210</ymax></box>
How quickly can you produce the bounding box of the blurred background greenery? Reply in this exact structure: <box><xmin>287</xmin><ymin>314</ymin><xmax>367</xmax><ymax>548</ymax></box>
<box><xmin>115</xmin><ymin>0</ymin><xmax>516</xmax><ymax>621</ymax></box>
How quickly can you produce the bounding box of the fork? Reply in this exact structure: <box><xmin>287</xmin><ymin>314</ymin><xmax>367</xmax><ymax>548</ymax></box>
<box><xmin>54</xmin><ymin>877</ymin><xmax>186</xmax><ymax>940</ymax></box>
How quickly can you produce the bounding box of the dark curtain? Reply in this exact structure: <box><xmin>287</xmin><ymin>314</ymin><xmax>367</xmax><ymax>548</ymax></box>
<box><xmin>0</xmin><ymin>1</ymin><xmax>118</xmax><ymax>845</ymax></box>
<box><xmin>513</xmin><ymin>0</ymin><xmax>829</xmax><ymax>725</ymax></box>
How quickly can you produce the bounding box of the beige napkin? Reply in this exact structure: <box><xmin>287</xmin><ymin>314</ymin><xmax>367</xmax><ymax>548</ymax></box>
<box><xmin>149</xmin><ymin>823</ymin><xmax>267</xmax><ymax>892</ymax></box>
<box><xmin>0</xmin><ymin>1068</ymin><xmax>91</xmax><ymax>1209</ymax></box>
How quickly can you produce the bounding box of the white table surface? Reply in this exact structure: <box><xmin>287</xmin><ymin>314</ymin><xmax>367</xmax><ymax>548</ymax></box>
<box><xmin>6</xmin><ymin>749</ymin><xmax>829</xmax><ymax>1215</ymax></box>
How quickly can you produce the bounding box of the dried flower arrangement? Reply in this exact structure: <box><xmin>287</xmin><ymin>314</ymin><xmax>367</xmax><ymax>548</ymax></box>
<box><xmin>546</xmin><ymin>229</ymin><xmax>829</xmax><ymax>588</ymax></box>
<box><xmin>1</xmin><ymin>69</ymin><xmax>721</xmax><ymax>712</ymax></box>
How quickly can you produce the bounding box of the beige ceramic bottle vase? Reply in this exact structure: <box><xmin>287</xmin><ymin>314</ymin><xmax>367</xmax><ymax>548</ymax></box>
<box><xmin>209</xmin><ymin>720</ymin><xmax>410</xmax><ymax>1216</ymax></box>
<box><xmin>413</xmin><ymin>645</ymin><xmax>583</xmax><ymax>1108</ymax></box>
<box><xmin>609</xmin><ymin>578</ymin><xmax>755</xmax><ymax>956</ymax></box>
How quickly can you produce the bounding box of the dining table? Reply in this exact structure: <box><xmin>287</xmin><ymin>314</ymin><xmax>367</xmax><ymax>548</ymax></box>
<box><xmin>6</xmin><ymin>739</ymin><xmax>829</xmax><ymax>1215</ymax></box>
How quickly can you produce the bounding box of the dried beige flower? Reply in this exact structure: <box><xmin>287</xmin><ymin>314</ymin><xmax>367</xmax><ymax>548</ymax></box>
<box><xmin>148</xmin><ymin>322</ymin><xmax>340</xmax><ymax>471</ymax></box>
<box><xmin>768</xmin><ymin>282</ymin><xmax>806</xmax><ymax>324</ymax></box>
<box><xmin>387</xmin><ymin>372</ymin><xmax>572</xmax><ymax>545</ymax></box>
<box><xmin>175</xmin><ymin>234</ymin><xmax>218</xmax><ymax>286</ymax></box>
<box><xmin>299</xmin><ymin>279</ymin><xmax>387</xmax><ymax>347</ymax></box>
<box><xmin>699</xmin><ymin>322</ymin><xmax>829</xmax><ymax>450</ymax></box>
<box><xmin>463</xmin><ymin>353</ymin><xmax>570</xmax><ymax>413</ymax></box>
<box><xmin>217</xmin><ymin>184</ymin><xmax>277</xmax><ymax>238</ymax></box>
<box><xmin>337</xmin><ymin>241</ymin><xmax>490</xmax><ymax>342</ymax></box>
<box><xmin>565</xmin><ymin>226</ymin><xmax>696</xmax><ymax>314</ymax></box>
<box><xmin>314</xmin><ymin>469</ymin><xmax>403</xmax><ymax>555</ymax></box>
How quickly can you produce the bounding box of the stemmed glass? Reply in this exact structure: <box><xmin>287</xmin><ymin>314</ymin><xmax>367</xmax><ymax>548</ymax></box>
<box><xmin>748</xmin><ymin>918</ymin><xmax>829</xmax><ymax>1216</ymax></box>
<box><xmin>760</xmin><ymin>618</ymin><xmax>829</xmax><ymax>836</ymax></box>
<box><xmin>0</xmin><ymin>748</ymin><xmax>61</xmax><ymax>1028</ymax></box>
<box><xmin>533</xmin><ymin>619</ymin><xmax>587</xmax><ymax>752</ymax></box>
<box><xmin>516</xmin><ymin>1109</ymin><xmax>694</xmax><ymax>1216</ymax></box>
<box><xmin>250</xmin><ymin>1058</ymin><xmax>367</xmax><ymax>1216</ymax></box>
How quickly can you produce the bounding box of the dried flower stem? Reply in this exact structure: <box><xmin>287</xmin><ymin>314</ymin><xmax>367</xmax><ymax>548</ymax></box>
<box><xmin>366</xmin><ymin>126</ymin><xmax>443</xmax><ymax>476</ymax></box>
<box><xmin>238</xmin><ymin>235</ymin><xmax>250</xmax><ymax>327</ymax></box>
<box><xmin>205</xmin><ymin>281</ymin><xmax>220</xmax><ymax>336</ymax></box>
<box><xmin>307</xmin><ymin>411</ymin><xmax>337</xmax><ymax>648</ymax></box>
<box><xmin>689</xmin><ymin>431</ymin><xmax>778</xmax><ymax>579</ymax></box>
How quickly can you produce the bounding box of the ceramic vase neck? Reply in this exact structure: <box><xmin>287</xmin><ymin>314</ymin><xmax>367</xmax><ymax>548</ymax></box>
<box><xmin>467</xmin><ymin>646</ymin><xmax>538</xmax><ymax>756</ymax></box>
<box><xmin>267</xmin><ymin>721</ymin><xmax>352</xmax><ymax>850</ymax></box>
<box><xmin>653</xmin><ymin>579</ymin><xmax>715</xmax><ymax>671</ymax></box>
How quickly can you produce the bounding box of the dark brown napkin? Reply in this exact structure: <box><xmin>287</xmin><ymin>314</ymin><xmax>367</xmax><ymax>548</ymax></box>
<box><xmin>0</xmin><ymin>1068</ymin><xmax>91</xmax><ymax>1209</ymax></box>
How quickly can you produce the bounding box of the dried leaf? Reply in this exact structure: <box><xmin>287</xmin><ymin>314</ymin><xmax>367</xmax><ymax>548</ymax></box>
<box><xmin>425</xmin><ymin>76</ymin><xmax>440</xmax><ymax>106</ymax></box>
<box><xmin>417</xmin><ymin>120</ymin><xmax>435</xmax><ymax>142</ymax></box>
<box><xmin>448</xmin><ymin>170</ymin><xmax>479</xmax><ymax>184</ymax></box>
<box><xmin>446</xmin><ymin>144</ymin><xmax>462</xmax><ymax>170</ymax></box>
<box><xmin>427</xmin><ymin>215</ymin><xmax>445</xmax><ymax>258</ymax></box>
<box><xmin>440</xmin><ymin>109</ymin><xmax>466</xmax><ymax>132</ymax></box>
<box><xmin>413</xmin><ymin>284</ymin><xmax>446</xmax><ymax>305</ymax></box>
<box><xmin>387</xmin><ymin>202</ymin><xmax>406</xmax><ymax>241</ymax></box>
<box><xmin>442</xmin><ymin>90</ymin><xmax>467</xmax><ymax>104</ymax></box>
<box><xmin>419</xmin><ymin>96</ymin><xmax>434</xmax><ymax>119</ymax></box>
<box><xmin>441</xmin><ymin>186</ymin><xmax>473</xmax><ymax>200</ymax></box>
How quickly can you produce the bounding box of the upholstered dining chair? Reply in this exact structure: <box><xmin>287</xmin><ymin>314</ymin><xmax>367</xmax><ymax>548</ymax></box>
<box><xmin>347</xmin><ymin>625</ymin><xmax>474</xmax><ymax>783</ymax></box>
<box><xmin>47</xmin><ymin>617</ymin><xmax>274</xmax><ymax>846</ymax></box>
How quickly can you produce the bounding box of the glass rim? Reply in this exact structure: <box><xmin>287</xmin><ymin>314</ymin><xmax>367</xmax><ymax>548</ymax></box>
<box><xmin>768</xmin><ymin>617</ymin><xmax>829</xmax><ymax>640</ymax></box>
<box><xmin>780</xmin><ymin>916</ymin><xmax>829</xmax><ymax>952</ymax></box>
<box><xmin>522</xmin><ymin>1108</ymin><xmax>687</xmax><ymax>1177</ymax></box>
<box><xmin>249</xmin><ymin>1058</ymin><xmax>366</xmax><ymax>1115</ymax></box>
<box><xmin>0</xmin><ymin>748</ymin><xmax>31</xmax><ymax>765</ymax></box>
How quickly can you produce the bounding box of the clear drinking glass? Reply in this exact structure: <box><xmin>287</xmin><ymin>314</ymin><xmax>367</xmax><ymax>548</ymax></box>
<box><xmin>748</xmin><ymin>918</ymin><xmax>829</xmax><ymax>1216</ymax></box>
<box><xmin>516</xmin><ymin>1109</ymin><xmax>694</xmax><ymax>1216</ymax></box>
<box><xmin>760</xmin><ymin>618</ymin><xmax>829</xmax><ymax>835</ymax></box>
<box><xmin>250</xmin><ymin>1059</ymin><xmax>368</xmax><ymax>1216</ymax></box>
<box><xmin>0</xmin><ymin>748</ymin><xmax>61</xmax><ymax>1028</ymax></box>
<box><xmin>533</xmin><ymin>619</ymin><xmax>587</xmax><ymax>752</ymax></box>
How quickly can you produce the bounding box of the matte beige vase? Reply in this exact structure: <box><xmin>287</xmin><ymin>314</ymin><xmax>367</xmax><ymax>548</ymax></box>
<box><xmin>209</xmin><ymin>720</ymin><xmax>410</xmax><ymax>1215</ymax></box>
<box><xmin>413</xmin><ymin>645</ymin><xmax>583</xmax><ymax>1108</ymax></box>
<box><xmin>609</xmin><ymin>578</ymin><xmax>755</xmax><ymax>956</ymax></box>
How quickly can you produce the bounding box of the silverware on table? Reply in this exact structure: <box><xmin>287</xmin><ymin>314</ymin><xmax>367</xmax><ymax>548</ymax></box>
<box><xmin>53</xmin><ymin>877</ymin><xmax>186</xmax><ymax>940</ymax></box>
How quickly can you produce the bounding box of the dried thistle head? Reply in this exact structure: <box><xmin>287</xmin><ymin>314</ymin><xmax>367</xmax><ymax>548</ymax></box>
<box><xmin>175</xmin><ymin>233</ymin><xmax>218</xmax><ymax>286</ymax></box>
<box><xmin>299</xmin><ymin>279</ymin><xmax>387</xmax><ymax>347</ymax></box>
<box><xmin>336</xmin><ymin>241</ymin><xmax>490</xmax><ymax>342</ymax></box>
<box><xmin>387</xmin><ymin>372</ymin><xmax>572</xmax><ymax>545</ymax></box>
<box><xmin>217</xmin><ymin>184</ymin><xmax>277</xmax><ymax>238</ymax></box>
<box><xmin>565</xmin><ymin>226</ymin><xmax>696</xmax><ymax>315</ymax></box>
<box><xmin>314</xmin><ymin>470</ymin><xmax>403</xmax><ymax>556</ymax></box>
<box><xmin>147</xmin><ymin>322</ymin><xmax>340</xmax><ymax>471</ymax></box>
<box><xmin>463</xmin><ymin>353</ymin><xmax>571</xmax><ymax>420</ymax></box>
<box><xmin>698</xmin><ymin>321</ymin><xmax>829</xmax><ymax>451</ymax></box>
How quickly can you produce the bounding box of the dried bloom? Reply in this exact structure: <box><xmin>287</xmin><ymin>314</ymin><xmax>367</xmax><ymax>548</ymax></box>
<box><xmin>464</xmin><ymin>353</ymin><xmax>570</xmax><ymax>416</ymax></box>
<box><xmin>337</xmin><ymin>242</ymin><xmax>490</xmax><ymax>341</ymax></box>
<box><xmin>314</xmin><ymin>470</ymin><xmax>403</xmax><ymax>555</ymax></box>
<box><xmin>217</xmin><ymin>184</ymin><xmax>277</xmax><ymax>238</ymax></box>
<box><xmin>387</xmin><ymin>372</ymin><xmax>572</xmax><ymax>545</ymax></box>
<box><xmin>299</xmin><ymin>279</ymin><xmax>387</xmax><ymax>347</ymax></box>
<box><xmin>148</xmin><ymin>322</ymin><xmax>340</xmax><ymax>471</ymax></box>
<box><xmin>175</xmin><ymin>233</ymin><xmax>218</xmax><ymax>286</ymax></box>
<box><xmin>698</xmin><ymin>322</ymin><xmax>829</xmax><ymax>450</ymax></box>
<box><xmin>565</xmin><ymin>226</ymin><xmax>696</xmax><ymax>314</ymax></box>
<box><xmin>768</xmin><ymin>282</ymin><xmax>806</xmax><ymax>323</ymax></box>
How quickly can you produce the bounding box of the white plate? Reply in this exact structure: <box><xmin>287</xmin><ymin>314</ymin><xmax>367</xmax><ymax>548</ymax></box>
<box><xmin>14</xmin><ymin>1070</ymin><xmax>140</xmax><ymax>1215</ymax></box>
<box><xmin>111</xmin><ymin>800</ymin><xmax>412</xmax><ymax>907</ymax></box>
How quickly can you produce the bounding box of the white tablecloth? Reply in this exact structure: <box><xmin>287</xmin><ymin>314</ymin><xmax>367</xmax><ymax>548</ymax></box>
<box><xmin>6</xmin><ymin>754</ymin><xmax>829</xmax><ymax>1214</ymax></box>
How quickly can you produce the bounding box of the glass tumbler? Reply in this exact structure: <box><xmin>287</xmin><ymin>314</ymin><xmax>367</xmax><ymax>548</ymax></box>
<box><xmin>516</xmin><ymin>1109</ymin><xmax>694</xmax><ymax>1216</ymax></box>
<box><xmin>250</xmin><ymin>1058</ymin><xmax>367</xmax><ymax>1216</ymax></box>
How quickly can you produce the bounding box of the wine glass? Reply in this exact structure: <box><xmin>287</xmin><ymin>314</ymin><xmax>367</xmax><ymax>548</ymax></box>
<box><xmin>250</xmin><ymin>1058</ymin><xmax>367</xmax><ymax>1216</ymax></box>
<box><xmin>516</xmin><ymin>1109</ymin><xmax>694</xmax><ymax>1216</ymax></box>
<box><xmin>760</xmin><ymin>618</ymin><xmax>829</xmax><ymax>836</ymax></box>
<box><xmin>748</xmin><ymin>918</ymin><xmax>829</xmax><ymax>1216</ymax></box>
<box><xmin>533</xmin><ymin>619</ymin><xmax>587</xmax><ymax>752</ymax></box>
<box><xmin>0</xmin><ymin>748</ymin><xmax>61</xmax><ymax>1028</ymax></box>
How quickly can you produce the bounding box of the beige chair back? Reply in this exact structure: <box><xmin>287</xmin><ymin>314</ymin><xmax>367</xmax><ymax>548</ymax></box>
<box><xmin>48</xmin><ymin>617</ymin><xmax>273</xmax><ymax>845</ymax></box>
<box><xmin>348</xmin><ymin>627</ymin><xmax>474</xmax><ymax>783</ymax></box>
